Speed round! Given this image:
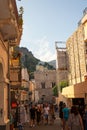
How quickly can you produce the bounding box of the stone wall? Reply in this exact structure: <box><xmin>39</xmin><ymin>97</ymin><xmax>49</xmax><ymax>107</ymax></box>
<box><xmin>34</xmin><ymin>70</ymin><xmax>56</xmax><ymax>102</ymax></box>
<box><xmin>56</xmin><ymin>49</ymin><xmax>68</xmax><ymax>87</ymax></box>
<box><xmin>0</xmin><ymin>36</ymin><xmax>9</xmax><ymax>129</ymax></box>
<box><xmin>66</xmin><ymin>25</ymin><xmax>86</xmax><ymax>85</ymax></box>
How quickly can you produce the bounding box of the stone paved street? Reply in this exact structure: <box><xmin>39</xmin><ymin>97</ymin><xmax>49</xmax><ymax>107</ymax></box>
<box><xmin>22</xmin><ymin>115</ymin><xmax>62</xmax><ymax>130</ymax></box>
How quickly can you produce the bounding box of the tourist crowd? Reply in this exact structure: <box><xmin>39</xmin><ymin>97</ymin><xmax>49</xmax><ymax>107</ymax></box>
<box><xmin>10</xmin><ymin>101</ymin><xmax>87</xmax><ymax>130</ymax></box>
<box><xmin>10</xmin><ymin>102</ymin><xmax>56</xmax><ymax>130</ymax></box>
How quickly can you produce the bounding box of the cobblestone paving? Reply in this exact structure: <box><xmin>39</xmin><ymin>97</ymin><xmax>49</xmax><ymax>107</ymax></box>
<box><xmin>23</xmin><ymin>116</ymin><xmax>62</xmax><ymax>130</ymax></box>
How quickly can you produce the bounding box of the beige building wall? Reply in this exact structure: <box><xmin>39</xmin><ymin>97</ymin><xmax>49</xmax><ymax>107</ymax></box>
<box><xmin>29</xmin><ymin>80</ymin><xmax>36</xmax><ymax>102</ymax></box>
<box><xmin>61</xmin><ymin>9</ymin><xmax>87</xmax><ymax>100</ymax></box>
<box><xmin>0</xmin><ymin>0</ymin><xmax>23</xmax><ymax>129</ymax></box>
<box><xmin>0</xmin><ymin>37</ymin><xmax>9</xmax><ymax>125</ymax></box>
<box><xmin>62</xmin><ymin>81</ymin><xmax>87</xmax><ymax>98</ymax></box>
<box><xmin>55</xmin><ymin>9</ymin><xmax>87</xmax><ymax>104</ymax></box>
<box><xmin>21</xmin><ymin>68</ymin><xmax>29</xmax><ymax>101</ymax></box>
<box><xmin>66</xmin><ymin>25</ymin><xmax>86</xmax><ymax>85</ymax></box>
<box><xmin>34</xmin><ymin>69</ymin><xmax>56</xmax><ymax>102</ymax></box>
<box><xmin>56</xmin><ymin>48</ymin><xmax>68</xmax><ymax>93</ymax></box>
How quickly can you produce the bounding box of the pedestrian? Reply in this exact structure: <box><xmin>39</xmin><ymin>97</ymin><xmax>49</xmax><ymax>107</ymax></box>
<box><xmin>36</xmin><ymin>104</ymin><xmax>41</xmax><ymax>125</ymax></box>
<box><xmin>49</xmin><ymin>103</ymin><xmax>55</xmax><ymax>125</ymax></box>
<box><xmin>19</xmin><ymin>102</ymin><xmax>27</xmax><ymax>125</ymax></box>
<box><xmin>29</xmin><ymin>104</ymin><xmax>36</xmax><ymax>127</ymax></box>
<box><xmin>83</xmin><ymin>105</ymin><xmax>87</xmax><ymax>130</ymax></box>
<box><xmin>62</xmin><ymin>103</ymin><xmax>70</xmax><ymax>130</ymax></box>
<box><xmin>40</xmin><ymin>104</ymin><xmax>44</xmax><ymax>124</ymax></box>
<box><xmin>59</xmin><ymin>101</ymin><xmax>64</xmax><ymax>126</ymax></box>
<box><xmin>14</xmin><ymin>105</ymin><xmax>19</xmax><ymax>129</ymax></box>
<box><xmin>10</xmin><ymin>111</ymin><xmax>14</xmax><ymax>130</ymax></box>
<box><xmin>43</xmin><ymin>103</ymin><xmax>50</xmax><ymax>125</ymax></box>
<box><xmin>67</xmin><ymin>105</ymin><xmax>84</xmax><ymax>130</ymax></box>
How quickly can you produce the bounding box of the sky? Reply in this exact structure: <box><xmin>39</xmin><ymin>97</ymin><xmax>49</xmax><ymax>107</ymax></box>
<box><xmin>16</xmin><ymin>0</ymin><xmax>87</xmax><ymax>62</ymax></box>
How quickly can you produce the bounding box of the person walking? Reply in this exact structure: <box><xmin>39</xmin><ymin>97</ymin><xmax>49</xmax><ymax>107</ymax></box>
<box><xmin>40</xmin><ymin>104</ymin><xmax>44</xmax><ymax>124</ymax></box>
<box><xmin>59</xmin><ymin>102</ymin><xmax>64</xmax><ymax>127</ymax></box>
<box><xmin>10</xmin><ymin>111</ymin><xmax>14</xmax><ymax>130</ymax></box>
<box><xmin>36</xmin><ymin>104</ymin><xmax>41</xmax><ymax>125</ymax></box>
<box><xmin>18</xmin><ymin>102</ymin><xmax>27</xmax><ymax>130</ymax></box>
<box><xmin>49</xmin><ymin>104</ymin><xmax>55</xmax><ymax>125</ymax></box>
<box><xmin>29</xmin><ymin>104</ymin><xmax>36</xmax><ymax>127</ymax></box>
<box><xmin>62</xmin><ymin>103</ymin><xmax>70</xmax><ymax>130</ymax></box>
<box><xmin>43</xmin><ymin>103</ymin><xmax>50</xmax><ymax>125</ymax></box>
<box><xmin>68</xmin><ymin>105</ymin><xmax>84</xmax><ymax>130</ymax></box>
<box><xmin>82</xmin><ymin>106</ymin><xmax>87</xmax><ymax>130</ymax></box>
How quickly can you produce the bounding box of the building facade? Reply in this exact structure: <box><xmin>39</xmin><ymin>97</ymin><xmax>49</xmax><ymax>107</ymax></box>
<box><xmin>0</xmin><ymin>0</ymin><xmax>22</xmax><ymax>130</ymax></box>
<box><xmin>21</xmin><ymin>68</ymin><xmax>29</xmax><ymax>102</ymax></box>
<box><xmin>34</xmin><ymin>65</ymin><xmax>56</xmax><ymax>103</ymax></box>
<box><xmin>65</xmin><ymin>8</ymin><xmax>87</xmax><ymax>90</ymax></box>
<box><xmin>56</xmin><ymin>46</ymin><xmax>68</xmax><ymax>91</ymax></box>
<box><xmin>57</xmin><ymin>8</ymin><xmax>87</xmax><ymax>106</ymax></box>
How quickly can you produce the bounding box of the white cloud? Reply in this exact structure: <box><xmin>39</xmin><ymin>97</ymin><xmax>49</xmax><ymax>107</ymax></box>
<box><xmin>21</xmin><ymin>37</ymin><xmax>56</xmax><ymax>62</ymax></box>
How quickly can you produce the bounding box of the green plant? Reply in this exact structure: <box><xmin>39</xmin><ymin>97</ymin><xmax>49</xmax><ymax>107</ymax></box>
<box><xmin>52</xmin><ymin>85</ymin><xmax>58</xmax><ymax>97</ymax></box>
<box><xmin>59</xmin><ymin>80</ymin><xmax>68</xmax><ymax>92</ymax></box>
<box><xmin>19</xmin><ymin>6</ymin><xmax>24</xmax><ymax>16</ymax></box>
<box><xmin>18</xmin><ymin>6</ymin><xmax>24</xmax><ymax>26</ymax></box>
<box><xmin>12</xmin><ymin>46</ymin><xmax>21</xmax><ymax>59</ymax></box>
<box><xmin>19</xmin><ymin>17</ymin><xmax>23</xmax><ymax>26</ymax></box>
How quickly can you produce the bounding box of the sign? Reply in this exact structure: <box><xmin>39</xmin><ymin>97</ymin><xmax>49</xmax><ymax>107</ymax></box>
<box><xmin>11</xmin><ymin>102</ymin><xmax>17</xmax><ymax>108</ymax></box>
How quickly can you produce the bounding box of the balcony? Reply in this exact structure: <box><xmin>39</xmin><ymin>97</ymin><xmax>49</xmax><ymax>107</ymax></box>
<box><xmin>10</xmin><ymin>66</ymin><xmax>21</xmax><ymax>89</ymax></box>
<box><xmin>10</xmin><ymin>58</ymin><xmax>20</xmax><ymax>67</ymax></box>
<box><xmin>10</xmin><ymin>67</ymin><xmax>21</xmax><ymax>82</ymax></box>
<box><xmin>0</xmin><ymin>0</ymin><xmax>22</xmax><ymax>44</ymax></box>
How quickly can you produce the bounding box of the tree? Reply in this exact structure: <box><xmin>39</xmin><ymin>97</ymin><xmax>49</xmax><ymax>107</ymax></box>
<box><xmin>59</xmin><ymin>80</ymin><xmax>68</xmax><ymax>92</ymax></box>
<box><xmin>52</xmin><ymin>85</ymin><xmax>58</xmax><ymax>97</ymax></box>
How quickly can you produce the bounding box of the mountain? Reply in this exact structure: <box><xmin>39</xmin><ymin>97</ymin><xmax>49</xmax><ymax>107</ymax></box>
<box><xmin>19</xmin><ymin>47</ymin><xmax>40</xmax><ymax>72</ymax></box>
<box><xmin>15</xmin><ymin>47</ymin><xmax>56</xmax><ymax>79</ymax></box>
<box><xmin>48</xmin><ymin>60</ymin><xmax>56</xmax><ymax>69</ymax></box>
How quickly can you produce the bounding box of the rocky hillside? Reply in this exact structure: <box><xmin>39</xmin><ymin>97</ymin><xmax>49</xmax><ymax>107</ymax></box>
<box><xmin>48</xmin><ymin>60</ymin><xmax>56</xmax><ymax>69</ymax></box>
<box><xmin>15</xmin><ymin>47</ymin><xmax>56</xmax><ymax>79</ymax></box>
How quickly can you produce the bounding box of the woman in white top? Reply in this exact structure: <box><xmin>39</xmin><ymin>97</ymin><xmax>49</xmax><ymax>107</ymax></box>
<box><xmin>43</xmin><ymin>103</ymin><xmax>50</xmax><ymax>125</ymax></box>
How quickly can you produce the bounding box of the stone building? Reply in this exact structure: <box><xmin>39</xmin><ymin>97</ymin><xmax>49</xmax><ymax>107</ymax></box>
<box><xmin>34</xmin><ymin>65</ymin><xmax>56</xmax><ymax>103</ymax></box>
<box><xmin>29</xmin><ymin>80</ymin><xmax>37</xmax><ymax>103</ymax></box>
<box><xmin>56</xmin><ymin>8</ymin><xmax>87</xmax><ymax>106</ymax></box>
<box><xmin>64</xmin><ymin>8</ymin><xmax>87</xmax><ymax>90</ymax></box>
<box><xmin>0</xmin><ymin>0</ymin><xmax>22</xmax><ymax>130</ymax></box>
<box><xmin>56</xmin><ymin>45</ymin><xmax>68</xmax><ymax>91</ymax></box>
<box><xmin>66</xmin><ymin>25</ymin><xmax>85</xmax><ymax>85</ymax></box>
<box><xmin>20</xmin><ymin>68</ymin><xmax>29</xmax><ymax>102</ymax></box>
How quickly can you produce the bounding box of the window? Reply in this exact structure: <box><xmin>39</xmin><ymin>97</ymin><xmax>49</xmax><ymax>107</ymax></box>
<box><xmin>52</xmin><ymin>82</ymin><xmax>56</xmax><ymax>88</ymax></box>
<box><xmin>41</xmin><ymin>82</ymin><xmax>45</xmax><ymax>89</ymax></box>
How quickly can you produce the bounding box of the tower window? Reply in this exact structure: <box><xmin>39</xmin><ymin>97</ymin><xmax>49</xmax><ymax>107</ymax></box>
<box><xmin>41</xmin><ymin>82</ymin><xmax>45</xmax><ymax>89</ymax></box>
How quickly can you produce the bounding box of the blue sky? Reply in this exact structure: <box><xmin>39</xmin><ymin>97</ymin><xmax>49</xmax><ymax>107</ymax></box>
<box><xmin>16</xmin><ymin>0</ymin><xmax>87</xmax><ymax>62</ymax></box>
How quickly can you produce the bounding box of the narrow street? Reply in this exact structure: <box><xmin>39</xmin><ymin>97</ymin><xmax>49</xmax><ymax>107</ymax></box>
<box><xmin>0</xmin><ymin>1</ymin><xmax>87</xmax><ymax>130</ymax></box>
<box><xmin>23</xmin><ymin>117</ymin><xmax>62</xmax><ymax>130</ymax></box>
